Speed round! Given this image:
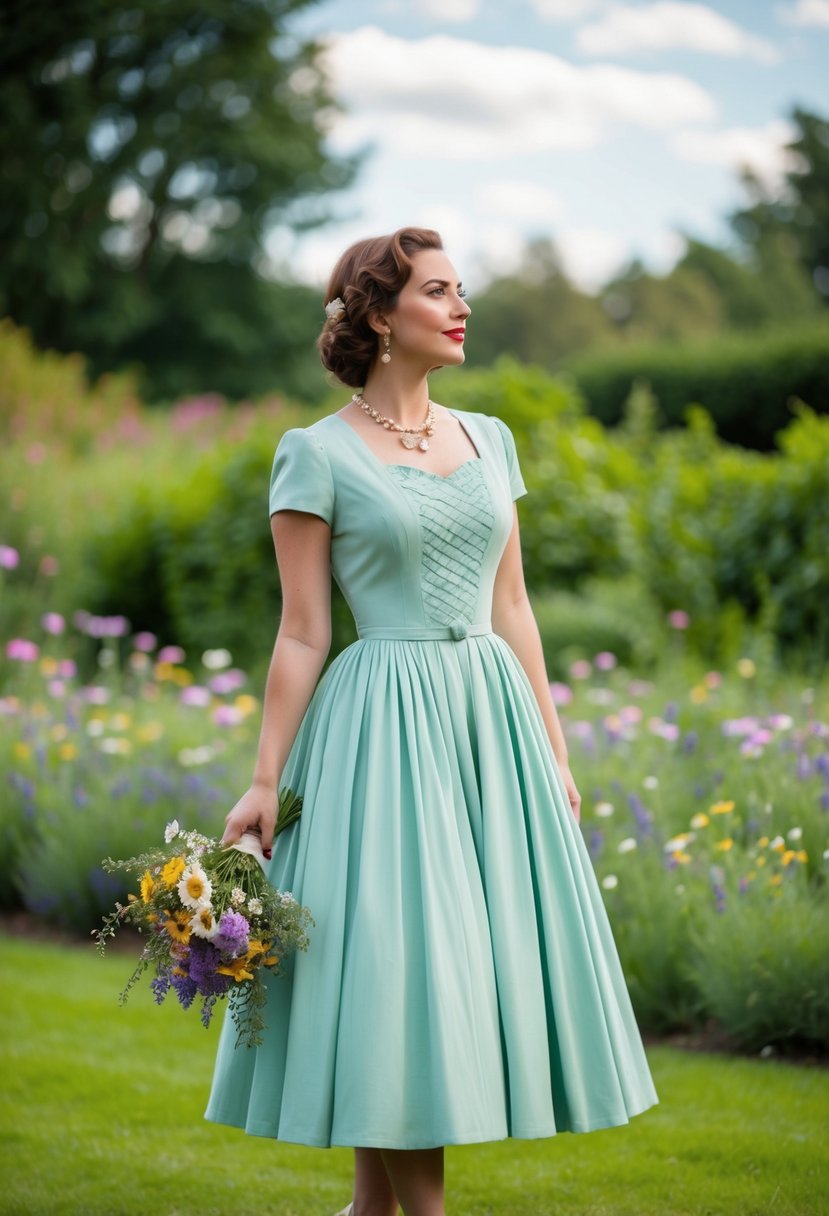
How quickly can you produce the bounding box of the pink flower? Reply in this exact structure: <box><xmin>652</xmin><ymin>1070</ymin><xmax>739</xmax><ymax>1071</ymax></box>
<box><xmin>213</xmin><ymin>704</ymin><xmax>244</xmax><ymax>726</ymax></box>
<box><xmin>40</xmin><ymin>555</ymin><xmax>60</xmax><ymax>577</ymax></box>
<box><xmin>667</xmin><ymin>610</ymin><xmax>690</xmax><ymax>630</ymax></box>
<box><xmin>550</xmin><ymin>682</ymin><xmax>573</xmax><ymax>706</ymax></box>
<box><xmin>48</xmin><ymin>679</ymin><xmax>66</xmax><ymax>698</ymax></box>
<box><xmin>569</xmin><ymin>659</ymin><xmax>592</xmax><ymax>681</ymax></box>
<box><xmin>158</xmin><ymin>645</ymin><xmax>186</xmax><ymax>664</ymax></box>
<box><xmin>180</xmin><ymin>685</ymin><xmax>211</xmax><ymax>707</ymax></box>
<box><xmin>41</xmin><ymin>612</ymin><xmax>65</xmax><ymax>635</ymax></box>
<box><xmin>57</xmin><ymin>659</ymin><xmax>77</xmax><ymax>678</ymax></box>
<box><xmin>594</xmin><ymin>651</ymin><xmax>617</xmax><ymax>671</ymax></box>
<box><xmin>0</xmin><ymin>545</ymin><xmax>20</xmax><ymax>569</ymax></box>
<box><xmin>133</xmin><ymin>631</ymin><xmax>158</xmax><ymax>653</ymax></box>
<box><xmin>6</xmin><ymin>638</ymin><xmax>40</xmax><ymax>662</ymax></box>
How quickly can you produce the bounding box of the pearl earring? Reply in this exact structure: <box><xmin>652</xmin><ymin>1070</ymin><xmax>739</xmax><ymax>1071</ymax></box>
<box><xmin>381</xmin><ymin>332</ymin><xmax>391</xmax><ymax>364</ymax></box>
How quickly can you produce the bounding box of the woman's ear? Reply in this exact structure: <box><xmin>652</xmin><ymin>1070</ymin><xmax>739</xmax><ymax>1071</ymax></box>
<box><xmin>367</xmin><ymin>310</ymin><xmax>389</xmax><ymax>337</ymax></box>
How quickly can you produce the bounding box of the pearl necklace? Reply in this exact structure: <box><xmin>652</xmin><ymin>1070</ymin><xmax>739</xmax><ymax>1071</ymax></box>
<box><xmin>352</xmin><ymin>392</ymin><xmax>435</xmax><ymax>451</ymax></box>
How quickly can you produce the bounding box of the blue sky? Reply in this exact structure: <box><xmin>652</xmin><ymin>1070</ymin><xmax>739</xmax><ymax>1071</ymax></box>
<box><xmin>266</xmin><ymin>0</ymin><xmax>829</xmax><ymax>293</ymax></box>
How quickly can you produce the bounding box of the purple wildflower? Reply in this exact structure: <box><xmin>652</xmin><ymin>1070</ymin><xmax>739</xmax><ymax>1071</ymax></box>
<box><xmin>187</xmin><ymin>938</ymin><xmax>233</xmax><ymax>997</ymax></box>
<box><xmin>628</xmin><ymin>792</ymin><xmax>654</xmax><ymax>837</ymax></box>
<box><xmin>214</xmin><ymin>910</ymin><xmax>250</xmax><ymax>957</ymax></box>
<box><xmin>151</xmin><ymin>974</ymin><xmax>172</xmax><ymax>1005</ymax></box>
<box><xmin>171</xmin><ymin>972</ymin><xmax>198</xmax><ymax>1010</ymax></box>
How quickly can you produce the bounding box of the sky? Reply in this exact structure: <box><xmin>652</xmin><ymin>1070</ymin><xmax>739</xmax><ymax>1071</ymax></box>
<box><xmin>263</xmin><ymin>0</ymin><xmax>829</xmax><ymax>295</ymax></box>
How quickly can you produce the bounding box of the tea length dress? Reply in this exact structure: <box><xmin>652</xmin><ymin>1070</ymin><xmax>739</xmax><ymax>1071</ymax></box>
<box><xmin>205</xmin><ymin>407</ymin><xmax>659</xmax><ymax>1149</ymax></box>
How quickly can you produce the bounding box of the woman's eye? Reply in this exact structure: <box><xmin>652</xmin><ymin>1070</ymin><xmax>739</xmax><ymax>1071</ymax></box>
<box><xmin>458</xmin><ymin>288</ymin><xmax>467</xmax><ymax>299</ymax></box>
<box><xmin>429</xmin><ymin>287</ymin><xmax>445</xmax><ymax>296</ymax></box>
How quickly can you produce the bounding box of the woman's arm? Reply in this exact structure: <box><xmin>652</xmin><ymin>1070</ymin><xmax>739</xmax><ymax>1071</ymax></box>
<box><xmin>221</xmin><ymin>508</ymin><xmax>333</xmax><ymax>852</ymax></box>
<box><xmin>491</xmin><ymin>507</ymin><xmax>582</xmax><ymax>822</ymax></box>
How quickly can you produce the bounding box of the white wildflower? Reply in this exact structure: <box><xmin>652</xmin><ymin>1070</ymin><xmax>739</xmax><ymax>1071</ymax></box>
<box><xmin>177</xmin><ymin>745</ymin><xmax>215</xmax><ymax>767</ymax></box>
<box><xmin>601</xmin><ymin>874</ymin><xmax>618</xmax><ymax>890</ymax></box>
<box><xmin>178</xmin><ymin>864</ymin><xmax>213</xmax><ymax>909</ymax></box>
<box><xmin>189</xmin><ymin>905</ymin><xmax>219</xmax><ymax>940</ymax></box>
<box><xmin>164</xmin><ymin>819</ymin><xmax>180</xmax><ymax>844</ymax></box>
<box><xmin>247</xmin><ymin>897</ymin><xmax>263</xmax><ymax>916</ymax></box>
<box><xmin>787</xmin><ymin>826</ymin><xmax>803</xmax><ymax>842</ymax></box>
<box><xmin>202</xmin><ymin>648</ymin><xmax>232</xmax><ymax>670</ymax></box>
<box><xmin>643</xmin><ymin>775</ymin><xmax>659</xmax><ymax>790</ymax></box>
<box><xmin>230</xmin><ymin>887</ymin><xmax>246</xmax><ymax>907</ymax></box>
<box><xmin>617</xmin><ymin>837</ymin><xmax>638</xmax><ymax>854</ymax></box>
<box><xmin>595</xmin><ymin>801</ymin><xmax>615</xmax><ymax>818</ymax></box>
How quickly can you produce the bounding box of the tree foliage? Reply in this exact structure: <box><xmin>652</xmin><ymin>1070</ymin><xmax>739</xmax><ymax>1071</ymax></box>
<box><xmin>0</xmin><ymin>0</ymin><xmax>355</xmax><ymax>399</ymax></box>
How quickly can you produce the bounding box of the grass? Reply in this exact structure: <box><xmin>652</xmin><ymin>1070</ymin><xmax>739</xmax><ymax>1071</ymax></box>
<box><xmin>0</xmin><ymin>936</ymin><xmax>827</xmax><ymax>1216</ymax></box>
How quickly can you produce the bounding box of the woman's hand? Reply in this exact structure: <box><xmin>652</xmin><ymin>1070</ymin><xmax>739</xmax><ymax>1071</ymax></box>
<box><xmin>221</xmin><ymin>782</ymin><xmax>278</xmax><ymax>858</ymax></box>
<box><xmin>558</xmin><ymin>764</ymin><xmax>582</xmax><ymax>824</ymax></box>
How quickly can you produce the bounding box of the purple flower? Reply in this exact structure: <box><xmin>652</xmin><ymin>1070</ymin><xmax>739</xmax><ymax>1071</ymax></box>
<box><xmin>667</xmin><ymin>610</ymin><xmax>690</xmax><ymax>629</ymax></box>
<box><xmin>133</xmin><ymin>631</ymin><xmax>157</xmax><ymax>652</ymax></box>
<box><xmin>187</xmin><ymin>937</ymin><xmax>232</xmax><ymax>997</ymax></box>
<box><xmin>0</xmin><ymin>544</ymin><xmax>20</xmax><ymax>569</ymax></box>
<box><xmin>594</xmin><ymin>651</ymin><xmax>617</xmax><ymax>672</ymax></box>
<box><xmin>628</xmin><ymin>792</ymin><xmax>654</xmax><ymax>837</ymax></box>
<box><xmin>151</xmin><ymin>974</ymin><xmax>172</xmax><ymax>1004</ymax></box>
<box><xmin>171</xmin><ymin>972</ymin><xmax>198</xmax><ymax>1010</ymax></box>
<box><xmin>214</xmin><ymin>910</ymin><xmax>250</xmax><ymax>957</ymax></box>
<box><xmin>213</xmin><ymin>704</ymin><xmax>244</xmax><ymax>726</ymax></box>
<box><xmin>208</xmin><ymin>668</ymin><xmax>247</xmax><ymax>695</ymax></box>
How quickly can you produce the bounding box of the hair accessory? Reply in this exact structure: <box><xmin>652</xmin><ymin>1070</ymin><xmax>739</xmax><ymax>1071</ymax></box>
<box><xmin>352</xmin><ymin>392</ymin><xmax>435</xmax><ymax>452</ymax></box>
<box><xmin>381</xmin><ymin>332</ymin><xmax>391</xmax><ymax>364</ymax></box>
<box><xmin>324</xmin><ymin>297</ymin><xmax>346</xmax><ymax>321</ymax></box>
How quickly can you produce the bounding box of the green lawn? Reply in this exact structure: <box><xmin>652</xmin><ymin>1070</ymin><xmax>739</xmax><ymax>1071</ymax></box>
<box><xmin>1</xmin><ymin>934</ymin><xmax>826</xmax><ymax>1216</ymax></box>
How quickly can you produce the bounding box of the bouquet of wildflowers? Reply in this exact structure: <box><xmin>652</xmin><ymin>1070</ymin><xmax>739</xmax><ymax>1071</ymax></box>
<box><xmin>95</xmin><ymin>789</ymin><xmax>312</xmax><ymax>1048</ymax></box>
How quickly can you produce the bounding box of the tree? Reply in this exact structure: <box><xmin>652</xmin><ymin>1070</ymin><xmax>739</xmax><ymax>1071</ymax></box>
<box><xmin>729</xmin><ymin>106</ymin><xmax>829</xmax><ymax>305</ymax></box>
<box><xmin>0</xmin><ymin>0</ymin><xmax>356</xmax><ymax>399</ymax></box>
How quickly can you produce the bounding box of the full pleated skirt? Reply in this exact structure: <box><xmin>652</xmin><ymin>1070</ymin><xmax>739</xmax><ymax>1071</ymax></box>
<box><xmin>204</xmin><ymin>634</ymin><xmax>658</xmax><ymax>1148</ymax></box>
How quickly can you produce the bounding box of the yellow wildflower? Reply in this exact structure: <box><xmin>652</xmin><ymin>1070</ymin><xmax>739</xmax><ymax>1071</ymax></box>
<box><xmin>110</xmin><ymin>712</ymin><xmax>132</xmax><ymax>732</ymax></box>
<box><xmin>164</xmin><ymin>912</ymin><xmax>191</xmax><ymax>943</ymax></box>
<box><xmin>136</xmin><ymin>721</ymin><xmax>164</xmax><ymax>743</ymax></box>
<box><xmin>756</xmin><ymin>856</ymin><xmax>767</xmax><ymax>868</ymax></box>
<box><xmin>690</xmin><ymin>685</ymin><xmax>707</xmax><ymax>704</ymax></box>
<box><xmin>781</xmin><ymin>850</ymin><xmax>797</xmax><ymax>866</ymax></box>
<box><xmin>217</xmin><ymin>957</ymin><xmax>255</xmax><ymax>982</ymax></box>
<box><xmin>140</xmin><ymin>871</ymin><xmax>155</xmax><ymax>903</ymax></box>
<box><xmin>263</xmin><ymin>954</ymin><xmax>280</xmax><ymax>968</ymax></box>
<box><xmin>673</xmin><ymin>851</ymin><xmax>692</xmax><ymax>865</ymax></box>
<box><xmin>234</xmin><ymin>694</ymin><xmax>258</xmax><ymax>715</ymax></box>
<box><xmin>714</xmin><ymin>838</ymin><xmax>734</xmax><ymax>852</ymax></box>
<box><xmin>58</xmin><ymin>743</ymin><xmax>77</xmax><ymax>761</ymax></box>
<box><xmin>690</xmin><ymin>812</ymin><xmax>709</xmax><ymax>830</ymax></box>
<box><xmin>769</xmin><ymin>874</ymin><xmax>782</xmax><ymax>886</ymax></box>
<box><xmin>757</xmin><ymin>836</ymin><xmax>769</xmax><ymax>848</ymax></box>
<box><xmin>13</xmin><ymin>742</ymin><xmax>31</xmax><ymax>761</ymax></box>
<box><xmin>50</xmin><ymin>723</ymin><xmax>68</xmax><ymax>741</ymax></box>
<box><xmin>710</xmin><ymin>801</ymin><xmax>735</xmax><ymax>815</ymax></box>
<box><xmin>39</xmin><ymin>656</ymin><xmax>59</xmax><ymax>676</ymax></box>
<box><xmin>796</xmin><ymin>850</ymin><xmax>808</xmax><ymax>863</ymax></box>
<box><xmin>161</xmin><ymin>856</ymin><xmax>186</xmax><ymax>887</ymax></box>
<box><xmin>737</xmin><ymin>658</ymin><xmax>756</xmax><ymax>678</ymax></box>
<box><xmin>246</xmin><ymin>940</ymin><xmax>267</xmax><ymax>960</ymax></box>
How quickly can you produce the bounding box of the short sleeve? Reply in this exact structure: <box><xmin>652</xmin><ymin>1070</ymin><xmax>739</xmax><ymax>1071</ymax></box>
<box><xmin>268</xmin><ymin>428</ymin><xmax>335</xmax><ymax>525</ymax></box>
<box><xmin>490</xmin><ymin>415</ymin><xmax>527</xmax><ymax>501</ymax></box>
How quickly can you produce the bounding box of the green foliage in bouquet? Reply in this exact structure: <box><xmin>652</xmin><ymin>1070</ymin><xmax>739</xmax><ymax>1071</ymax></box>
<box><xmin>95</xmin><ymin>789</ymin><xmax>312</xmax><ymax>1048</ymax></box>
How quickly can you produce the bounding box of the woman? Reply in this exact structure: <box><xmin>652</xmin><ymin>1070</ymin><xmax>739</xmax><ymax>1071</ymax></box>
<box><xmin>206</xmin><ymin>227</ymin><xmax>658</xmax><ymax>1216</ymax></box>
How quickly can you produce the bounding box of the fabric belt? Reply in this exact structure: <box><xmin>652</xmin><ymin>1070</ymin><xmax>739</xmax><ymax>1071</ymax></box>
<box><xmin>357</xmin><ymin>622</ymin><xmax>493</xmax><ymax>642</ymax></box>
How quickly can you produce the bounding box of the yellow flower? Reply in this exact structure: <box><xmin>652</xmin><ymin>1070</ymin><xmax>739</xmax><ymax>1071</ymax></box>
<box><xmin>246</xmin><ymin>940</ymin><xmax>267</xmax><ymax>960</ymax></box>
<box><xmin>796</xmin><ymin>849</ymin><xmax>808</xmax><ymax>863</ymax></box>
<box><xmin>757</xmin><ymin>836</ymin><xmax>769</xmax><ymax>848</ymax></box>
<box><xmin>13</xmin><ymin>742</ymin><xmax>31</xmax><ymax>761</ymax></box>
<box><xmin>39</xmin><ymin>656</ymin><xmax>59</xmax><ymax>676</ymax></box>
<box><xmin>690</xmin><ymin>685</ymin><xmax>707</xmax><ymax>704</ymax></box>
<box><xmin>263</xmin><ymin>953</ymin><xmax>280</xmax><ymax>968</ymax></box>
<box><xmin>710</xmin><ymin>801</ymin><xmax>735</xmax><ymax>815</ymax></box>
<box><xmin>217</xmin><ymin>957</ymin><xmax>255</xmax><ymax>982</ymax></box>
<box><xmin>164</xmin><ymin>912</ymin><xmax>191</xmax><ymax>943</ymax></box>
<box><xmin>136</xmin><ymin>721</ymin><xmax>164</xmax><ymax>743</ymax></box>
<box><xmin>140</xmin><ymin>871</ymin><xmax>155</xmax><ymax>903</ymax></box>
<box><xmin>781</xmin><ymin>850</ymin><xmax>797</xmax><ymax>866</ymax></box>
<box><xmin>58</xmin><ymin>743</ymin><xmax>77</xmax><ymax>761</ymax></box>
<box><xmin>50</xmin><ymin>723</ymin><xmax>68</xmax><ymax>741</ymax></box>
<box><xmin>737</xmin><ymin>658</ymin><xmax>756</xmax><ymax>678</ymax></box>
<box><xmin>769</xmin><ymin>874</ymin><xmax>782</xmax><ymax>886</ymax></box>
<box><xmin>110</xmin><ymin>712</ymin><xmax>132</xmax><ymax>731</ymax></box>
<box><xmin>673</xmin><ymin>851</ymin><xmax>692</xmax><ymax>865</ymax></box>
<box><xmin>234</xmin><ymin>694</ymin><xmax>258</xmax><ymax>715</ymax></box>
<box><xmin>714</xmin><ymin>838</ymin><xmax>734</xmax><ymax>852</ymax></box>
<box><xmin>690</xmin><ymin>812</ymin><xmax>709</xmax><ymax>830</ymax></box>
<box><xmin>178</xmin><ymin>864</ymin><xmax>212</xmax><ymax>909</ymax></box>
<box><xmin>756</xmin><ymin>856</ymin><xmax>767</xmax><ymax>868</ymax></box>
<box><xmin>161</xmin><ymin>856</ymin><xmax>186</xmax><ymax>887</ymax></box>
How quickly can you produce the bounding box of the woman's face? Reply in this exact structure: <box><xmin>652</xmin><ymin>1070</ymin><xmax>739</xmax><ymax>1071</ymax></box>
<box><xmin>384</xmin><ymin>249</ymin><xmax>471</xmax><ymax>370</ymax></box>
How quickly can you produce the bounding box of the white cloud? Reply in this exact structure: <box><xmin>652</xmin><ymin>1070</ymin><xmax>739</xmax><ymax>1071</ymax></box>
<box><xmin>477</xmin><ymin>179</ymin><xmax>568</xmax><ymax>223</ymax></box>
<box><xmin>321</xmin><ymin>27</ymin><xmax>716</xmax><ymax>162</ymax></box>
<box><xmin>530</xmin><ymin>0</ymin><xmax>613</xmax><ymax>19</ymax></box>
<box><xmin>578</xmin><ymin>2</ymin><xmax>779</xmax><ymax>62</ymax></box>
<box><xmin>554</xmin><ymin>225</ymin><xmax>632</xmax><ymax>291</ymax></box>
<box><xmin>777</xmin><ymin>0</ymin><xmax>829</xmax><ymax>27</ymax></box>
<box><xmin>412</xmin><ymin>0</ymin><xmax>481</xmax><ymax>20</ymax></box>
<box><xmin>670</xmin><ymin>118</ymin><xmax>800</xmax><ymax>191</ymax></box>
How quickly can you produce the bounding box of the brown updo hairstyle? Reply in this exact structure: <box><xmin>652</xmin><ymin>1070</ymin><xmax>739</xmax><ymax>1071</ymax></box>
<box><xmin>317</xmin><ymin>226</ymin><xmax>443</xmax><ymax>388</ymax></box>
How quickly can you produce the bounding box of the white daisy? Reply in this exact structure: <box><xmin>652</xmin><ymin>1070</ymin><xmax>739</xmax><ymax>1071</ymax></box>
<box><xmin>601</xmin><ymin>874</ymin><xmax>618</xmax><ymax>890</ymax></box>
<box><xmin>617</xmin><ymin>837</ymin><xmax>638</xmax><ymax>854</ymax></box>
<box><xmin>178</xmin><ymin>864</ymin><xmax>213</xmax><ymax>909</ymax></box>
<box><xmin>189</xmin><ymin>905</ymin><xmax>219</xmax><ymax>940</ymax></box>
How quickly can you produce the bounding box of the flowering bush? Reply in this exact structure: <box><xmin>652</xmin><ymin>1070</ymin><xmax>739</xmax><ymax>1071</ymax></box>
<box><xmin>96</xmin><ymin>811</ymin><xmax>311</xmax><ymax>1048</ymax></box>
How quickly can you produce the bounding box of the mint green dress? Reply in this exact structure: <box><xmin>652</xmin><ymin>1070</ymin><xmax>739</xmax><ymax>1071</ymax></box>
<box><xmin>205</xmin><ymin>408</ymin><xmax>658</xmax><ymax>1149</ymax></box>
